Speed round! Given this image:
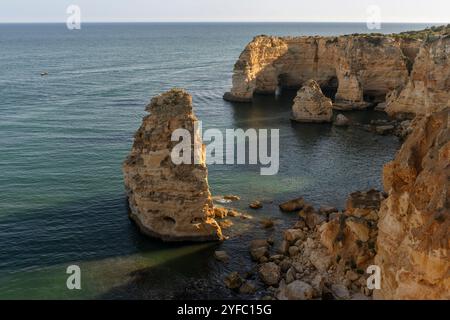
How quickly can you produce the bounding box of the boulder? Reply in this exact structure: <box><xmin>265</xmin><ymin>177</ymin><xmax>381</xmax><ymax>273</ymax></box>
<box><xmin>334</xmin><ymin>114</ymin><xmax>350</xmax><ymax>126</ymax></box>
<box><xmin>288</xmin><ymin>246</ymin><xmax>300</xmax><ymax>257</ymax></box>
<box><xmin>279</xmin><ymin>260</ymin><xmax>292</xmax><ymax>273</ymax></box>
<box><xmin>213</xmin><ymin>207</ymin><xmax>228</xmax><ymax>219</ymax></box>
<box><xmin>331</xmin><ymin>284</ymin><xmax>351</xmax><ymax>300</ymax></box>
<box><xmin>223</xmin><ymin>195</ymin><xmax>240</xmax><ymax>201</ymax></box>
<box><xmin>250</xmin><ymin>239</ymin><xmax>269</xmax><ymax>261</ymax></box>
<box><xmin>279</xmin><ymin>197</ymin><xmax>306</xmax><ymax>212</ymax></box>
<box><xmin>309</xmin><ymin>250</ymin><xmax>333</xmax><ymax>272</ymax></box>
<box><xmin>278</xmin><ymin>280</ymin><xmax>314</xmax><ymax>300</ymax></box>
<box><xmin>259</xmin><ymin>262</ymin><xmax>281</xmax><ymax>286</ymax></box>
<box><xmin>249</xmin><ymin>201</ymin><xmax>263</xmax><ymax>209</ymax></box>
<box><xmin>305</xmin><ymin>212</ymin><xmax>327</xmax><ymax>229</ymax></box>
<box><xmin>278</xmin><ymin>240</ymin><xmax>290</xmax><ymax>255</ymax></box>
<box><xmin>319</xmin><ymin>206</ymin><xmax>339</xmax><ymax>215</ymax></box>
<box><xmin>285</xmin><ymin>268</ymin><xmax>296</xmax><ymax>284</ymax></box>
<box><xmin>374</xmin><ymin>125</ymin><xmax>395</xmax><ymax>135</ymax></box>
<box><xmin>239</xmin><ymin>281</ymin><xmax>258</xmax><ymax>294</ymax></box>
<box><xmin>218</xmin><ymin>219</ymin><xmax>233</xmax><ymax>229</ymax></box>
<box><xmin>224</xmin><ymin>272</ymin><xmax>243</xmax><ymax>290</ymax></box>
<box><xmin>284</xmin><ymin>229</ymin><xmax>305</xmax><ymax>243</ymax></box>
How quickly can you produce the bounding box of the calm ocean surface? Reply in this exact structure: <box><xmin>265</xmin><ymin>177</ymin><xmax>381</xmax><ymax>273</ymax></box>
<box><xmin>0</xmin><ymin>22</ymin><xmax>432</xmax><ymax>299</ymax></box>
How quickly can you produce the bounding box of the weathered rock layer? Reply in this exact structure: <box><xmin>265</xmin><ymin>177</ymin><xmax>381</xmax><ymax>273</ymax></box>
<box><xmin>386</xmin><ymin>36</ymin><xmax>450</xmax><ymax>118</ymax></box>
<box><xmin>225</xmin><ymin>26</ymin><xmax>450</xmax><ymax>117</ymax></box>
<box><xmin>292</xmin><ymin>80</ymin><xmax>333</xmax><ymax>122</ymax></box>
<box><xmin>123</xmin><ymin>89</ymin><xmax>222</xmax><ymax>242</ymax></box>
<box><xmin>375</xmin><ymin>109</ymin><xmax>450</xmax><ymax>299</ymax></box>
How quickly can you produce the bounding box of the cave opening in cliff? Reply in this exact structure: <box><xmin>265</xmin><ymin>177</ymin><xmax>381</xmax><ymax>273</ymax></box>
<box><xmin>276</xmin><ymin>73</ymin><xmax>293</xmax><ymax>95</ymax></box>
<box><xmin>363</xmin><ymin>90</ymin><xmax>386</xmax><ymax>104</ymax></box>
<box><xmin>321</xmin><ymin>76</ymin><xmax>338</xmax><ymax>102</ymax></box>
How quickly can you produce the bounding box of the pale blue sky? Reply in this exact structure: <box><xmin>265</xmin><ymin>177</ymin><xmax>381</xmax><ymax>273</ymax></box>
<box><xmin>1</xmin><ymin>0</ymin><xmax>449</xmax><ymax>23</ymax></box>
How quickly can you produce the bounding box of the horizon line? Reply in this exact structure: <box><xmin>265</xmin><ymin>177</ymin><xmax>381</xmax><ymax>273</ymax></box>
<box><xmin>0</xmin><ymin>20</ymin><xmax>448</xmax><ymax>25</ymax></box>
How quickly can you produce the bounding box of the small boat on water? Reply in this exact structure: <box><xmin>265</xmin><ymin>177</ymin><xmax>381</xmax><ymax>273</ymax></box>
<box><xmin>40</xmin><ymin>72</ymin><xmax>49</xmax><ymax>76</ymax></box>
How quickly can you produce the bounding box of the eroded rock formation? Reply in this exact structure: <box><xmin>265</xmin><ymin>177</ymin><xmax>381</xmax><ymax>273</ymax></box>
<box><xmin>292</xmin><ymin>80</ymin><xmax>333</xmax><ymax>122</ymax></box>
<box><xmin>375</xmin><ymin>109</ymin><xmax>450</xmax><ymax>299</ymax></box>
<box><xmin>386</xmin><ymin>36</ymin><xmax>450</xmax><ymax>118</ymax></box>
<box><xmin>123</xmin><ymin>89</ymin><xmax>223</xmax><ymax>241</ymax></box>
<box><xmin>224</xmin><ymin>34</ymin><xmax>419</xmax><ymax>109</ymax></box>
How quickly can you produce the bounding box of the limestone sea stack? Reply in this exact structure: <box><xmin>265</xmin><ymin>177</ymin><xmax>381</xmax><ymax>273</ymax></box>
<box><xmin>292</xmin><ymin>80</ymin><xmax>333</xmax><ymax>122</ymax></box>
<box><xmin>375</xmin><ymin>109</ymin><xmax>449</xmax><ymax>299</ymax></box>
<box><xmin>123</xmin><ymin>89</ymin><xmax>223</xmax><ymax>242</ymax></box>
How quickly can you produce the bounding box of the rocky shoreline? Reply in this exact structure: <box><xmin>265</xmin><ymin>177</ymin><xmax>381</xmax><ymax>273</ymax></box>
<box><xmin>216</xmin><ymin>189</ymin><xmax>385</xmax><ymax>300</ymax></box>
<box><xmin>215</xmin><ymin>108</ymin><xmax>449</xmax><ymax>300</ymax></box>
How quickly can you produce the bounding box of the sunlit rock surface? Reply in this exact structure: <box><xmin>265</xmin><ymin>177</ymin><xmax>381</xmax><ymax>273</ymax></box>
<box><xmin>123</xmin><ymin>89</ymin><xmax>223</xmax><ymax>242</ymax></box>
<box><xmin>375</xmin><ymin>109</ymin><xmax>450</xmax><ymax>299</ymax></box>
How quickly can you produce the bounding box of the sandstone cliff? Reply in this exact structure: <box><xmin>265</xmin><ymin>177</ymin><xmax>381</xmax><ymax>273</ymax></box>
<box><xmin>375</xmin><ymin>109</ymin><xmax>449</xmax><ymax>299</ymax></box>
<box><xmin>224</xmin><ymin>34</ymin><xmax>419</xmax><ymax>109</ymax></box>
<box><xmin>292</xmin><ymin>79</ymin><xmax>333</xmax><ymax>122</ymax></box>
<box><xmin>123</xmin><ymin>89</ymin><xmax>223</xmax><ymax>242</ymax></box>
<box><xmin>386</xmin><ymin>36</ymin><xmax>450</xmax><ymax>118</ymax></box>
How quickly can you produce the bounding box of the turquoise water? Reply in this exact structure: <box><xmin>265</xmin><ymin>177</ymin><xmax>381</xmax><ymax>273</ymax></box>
<box><xmin>0</xmin><ymin>23</ymin><xmax>430</xmax><ymax>299</ymax></box>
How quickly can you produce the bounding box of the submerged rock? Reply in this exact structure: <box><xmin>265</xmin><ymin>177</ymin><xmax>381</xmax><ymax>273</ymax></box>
<box><xmin>250</xmin><ymin>239</ymin><xmax>270</xmax><ymax>261</ymax></box>
<box><xmin>214</xmin><ymin>251</ymin><xmax>230</xmax><ymax>263</ymax></box>
<box><xmin>224</xmin><ymin>272</ymin><xmax>244</xmax><ymax>290</ymax></box>
<box><xmin>123</xmin><ymin>89</ymin><xmax>222</xmax><ymax>242</ymax></box>
<box><xmin>249</xmin><ymin>201</ymin><xmax>263</xmax><ymax>209</ymax></box>
<box><xmin>292</xmin><ymin>80</ymin><xmax>333</xmax><ymax>123</ymax></box>
<box><xmin>334</xmin><ymin>114</ymin><xmax>350</xmax><ymax>126</ymax></box>
<box><xmin>279</xmin><ymin>197</ymin><xmax>306</xmax><ymax>212</ymax></box>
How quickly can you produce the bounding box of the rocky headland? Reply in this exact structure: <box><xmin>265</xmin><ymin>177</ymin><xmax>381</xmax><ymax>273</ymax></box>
<box><xmin>224</xmin><ymin>25</ymin><xmax>450</xmax><ymax>119</ymax></box>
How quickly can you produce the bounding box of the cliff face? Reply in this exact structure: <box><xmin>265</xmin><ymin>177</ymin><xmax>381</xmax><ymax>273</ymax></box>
<box><xmin>224</xmin><ymin>35</ymin><xmax>418</xmax><ymax>109</ymax></box>
<box><xmin>375</xmin><ymin>109</ymin><xmax>450</xmax><ymax>299</ymax></box>
<box><xmin>386</xmin><ymin>36</ymin><xmax>450</xmax><ymax>118</ymax></box>
<box><xmin>292</xmin><ymin>79</ymin><xmax>333</xmax><ymax>122</ymax></box>
<box><xmin>123</xmin><ymin>89</ymin><xmax>223</xmax><ymax>242</ymax></box>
